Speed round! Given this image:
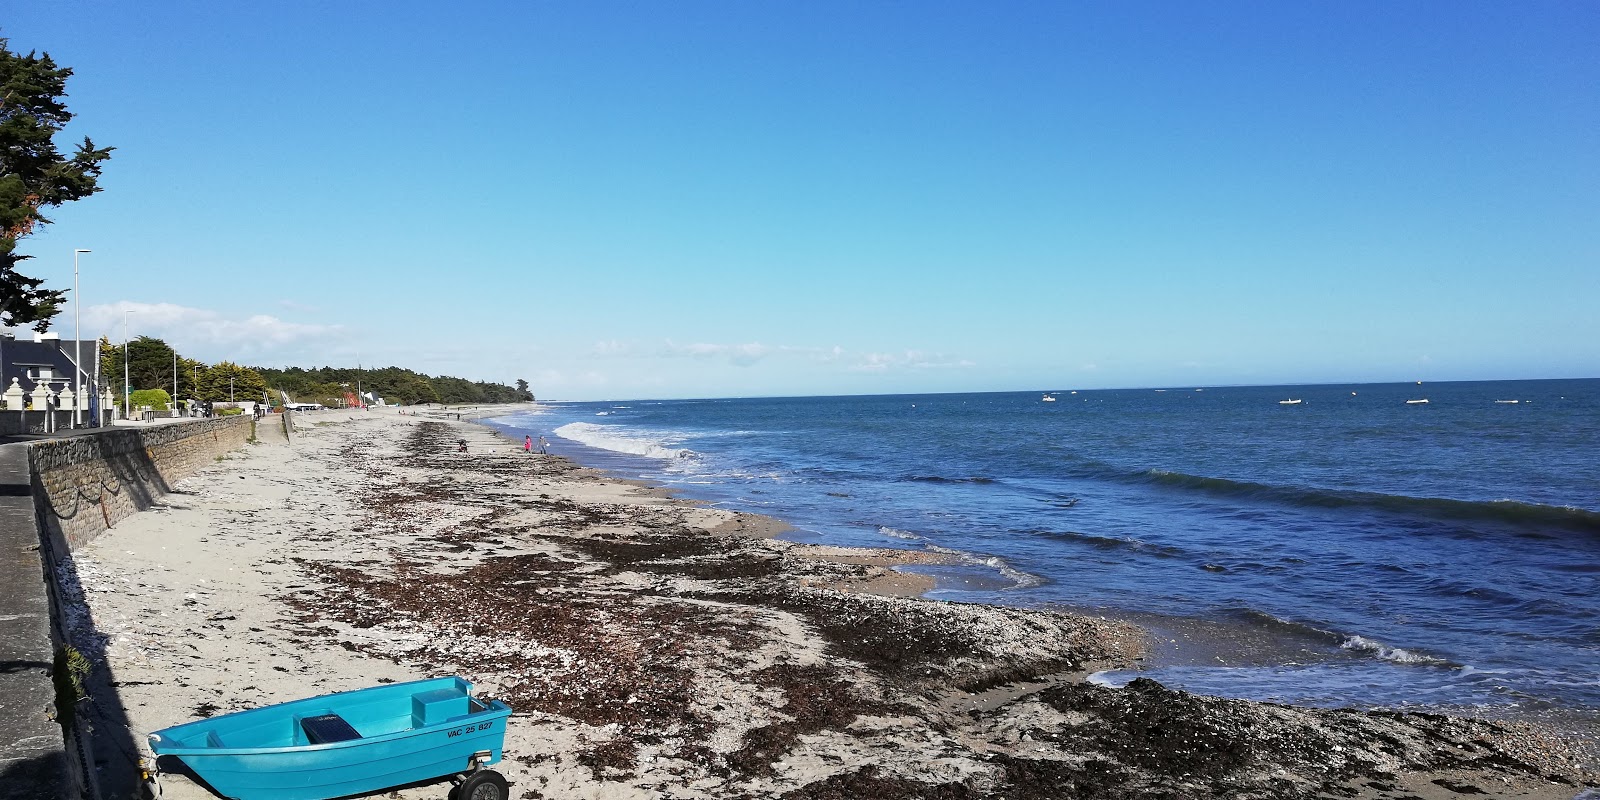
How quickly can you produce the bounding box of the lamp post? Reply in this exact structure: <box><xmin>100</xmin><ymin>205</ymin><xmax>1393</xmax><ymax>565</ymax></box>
<box><xmin>123</xmin><ymin>310</ymin><xmax>135</xmax><ymax>419</ymax></box>
<box><xmin>73</xmin><ymin>249</ymin><xmax>90</xmax><ymax>427</ymax></box>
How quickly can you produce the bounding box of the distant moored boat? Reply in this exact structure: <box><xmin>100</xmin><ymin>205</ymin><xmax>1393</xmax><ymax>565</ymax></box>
<box><xmin>1279</xmin><ymin>399</ymin><xmax>1303</xmax><ymax>405</ymax></box>
<box><xmin>1406</xmin><ymin>399</ymin><xmax>1429</xmax><ymax>405</ymax></box>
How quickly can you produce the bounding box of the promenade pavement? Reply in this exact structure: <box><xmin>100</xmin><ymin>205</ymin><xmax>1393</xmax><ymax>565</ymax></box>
<box><xmin>0</xmin><ymin>441</ymin><xmax>71</xmax><ymax>799</ymax></box>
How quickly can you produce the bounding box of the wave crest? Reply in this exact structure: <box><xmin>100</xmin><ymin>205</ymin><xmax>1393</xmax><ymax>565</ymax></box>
<box><xmin>1142</xmin><ymin>469</ymin><xmax>1600</xmax><ymax>534</ymax></box>
<box><xmin>1339</xmin><ymin>635</ymin><xmax>1449</xmax><ymax>665</ymax></box>
<box><xmin>553</xmin><ymin>422</ymin><xmax>695</xmax><ymax>460</ymax></box>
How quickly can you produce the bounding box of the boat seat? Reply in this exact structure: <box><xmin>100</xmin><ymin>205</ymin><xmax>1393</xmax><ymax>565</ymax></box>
<box><xmin>300</xmin><ymin>713</ymin><xmax>362</xmax><ymax>744</ymax></box>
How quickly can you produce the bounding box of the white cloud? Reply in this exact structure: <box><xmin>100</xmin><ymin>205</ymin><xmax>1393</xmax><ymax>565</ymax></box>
<box><xmin>593</xmin><ymin>339</ymin><xmax>822</xmax><ymax>367</ymax></box>
<box><xmin>80</xmin><ymin>302</ymin><xmax>341</xmax><ymax>364</ymax></box>
<box><xmin>850</xmin><ymin>350</ymin><xmax>976</xmax><ymax>372</ymax></box>
<box><xmin>591</xmin><ymin>340</ymin><xmax>633</xmax><ymax>357</ymax></box>
<box><xmin>658</xmin><ymin>341</ymin><xmax>783</xmax><ymax>367</ymax></box>
<box><xmin>585</xmin><ymin>338</ymin><xmax>973</xmax><ymax>373</ymax></box>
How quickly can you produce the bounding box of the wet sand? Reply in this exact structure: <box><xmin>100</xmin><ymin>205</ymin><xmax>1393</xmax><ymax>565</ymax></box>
<box><xmin>65</xmin><ymin>410</ymin><xmax>1595</xmax><ymax>799</ymax></box>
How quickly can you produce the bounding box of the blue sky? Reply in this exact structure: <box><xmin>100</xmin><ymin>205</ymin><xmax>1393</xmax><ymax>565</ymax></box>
<box><xmin>6</xmin><ymin>2</ymin><xmax>1597</xmax><ymax>400</ymax></box>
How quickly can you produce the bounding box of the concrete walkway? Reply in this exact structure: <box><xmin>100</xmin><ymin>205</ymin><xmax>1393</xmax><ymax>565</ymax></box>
<box><xmin>0</xmin><ymin>442</ymin><xmax>70</xmax><ymax>799</ymax></box>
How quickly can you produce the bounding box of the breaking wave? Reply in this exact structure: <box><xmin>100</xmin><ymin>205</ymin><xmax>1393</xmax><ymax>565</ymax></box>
<box><xmin>926</xmin><ymin>545</ymin><xmax>1047</xmax><ymax>589</ymax></box>
<box><xmin>1339</xmin><ymin>635</ymin><xmax>1452</xmax><ymax>666</ymax></box>
<box><xmin>553</xmin><ymin>422</ymin><xmax>695</xmax><ymax>460</ymax></box>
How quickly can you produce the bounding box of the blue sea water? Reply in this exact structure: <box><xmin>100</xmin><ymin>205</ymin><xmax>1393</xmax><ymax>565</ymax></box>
<box><xmin>484</xmin><ymin>379</ymin><xmax>1600</xmax><ymax>724</ymax></box>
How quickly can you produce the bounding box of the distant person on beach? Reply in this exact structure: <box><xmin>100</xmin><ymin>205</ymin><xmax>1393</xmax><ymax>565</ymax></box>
<box><xmin>458</xmin><ymin>438</ymin><xmax>467</xmax><ymax>452</ymax></box>
<box><xmin>538</xmin><ymin>436</ymin><xmax>548</xmax><ymax>454</ymax></box>
<box><xmin>524</xmin><ymin>435</ymin><xmax>532</xmax><ymax>452</ymax></box>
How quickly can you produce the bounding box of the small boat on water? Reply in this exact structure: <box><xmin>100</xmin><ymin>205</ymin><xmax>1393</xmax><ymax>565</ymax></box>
<box><xmin>147</xmin><ymin>676</ymin><xmax>512</xmax><ymax>800</ymax></box>
<box><xmin>1278</xmin><ymin>399</ymin><xmax>1303</xmax><ymax>405</ymax></box>
<box><xmin>1041</xmin><ymin>394</ymin><xmax>1057</xmax><ymax>402</ymax></box>
<box><xmin>1495</xmin><ymin>400</ymin><xmax>1520</xmax><ymax>404</ymax></box>
<box><xmin>1406</xmin><ymin>399</ymin><xmax>1429</xmax><ymax>405</ymax></box>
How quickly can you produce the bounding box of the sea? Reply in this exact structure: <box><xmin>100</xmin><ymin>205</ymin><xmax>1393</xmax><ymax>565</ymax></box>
<box><xmin>483</xmin><ymin>379</ymin><xmax>1600</xmax><ymax>731</ymax></box>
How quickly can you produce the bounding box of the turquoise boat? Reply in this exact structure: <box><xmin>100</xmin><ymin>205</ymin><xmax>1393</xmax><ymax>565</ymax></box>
<box><xmin>146</xmin><ymin>676</ymin><xmax>512</xmax><ymax>800</ymax></box>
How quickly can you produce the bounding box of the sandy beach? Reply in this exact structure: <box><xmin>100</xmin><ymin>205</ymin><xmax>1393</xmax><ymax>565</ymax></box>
<box><xmin>63</xmin><ymin>410</ymin><xmax>1594</xmax><ymax>799</ymax></box>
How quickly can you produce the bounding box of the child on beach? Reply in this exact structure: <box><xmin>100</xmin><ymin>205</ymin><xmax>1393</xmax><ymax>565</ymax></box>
<box><xmin>524</xmin><ymin>435</ymin><xmax>532</xmax><ymax>452</ymax></box>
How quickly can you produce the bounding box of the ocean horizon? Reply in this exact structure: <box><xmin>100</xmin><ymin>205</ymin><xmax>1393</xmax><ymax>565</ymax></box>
<box><xmin>485</xmin><ymin>377</ymin><xmax>1600</xmax><ymax>733</ymax></box>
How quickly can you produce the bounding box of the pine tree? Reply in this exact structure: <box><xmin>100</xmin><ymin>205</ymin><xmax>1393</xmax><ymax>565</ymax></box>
<box><xmin>0</xmin><ymin>38</ymin><xmax>114</xmax><ymax>330</ymax></box>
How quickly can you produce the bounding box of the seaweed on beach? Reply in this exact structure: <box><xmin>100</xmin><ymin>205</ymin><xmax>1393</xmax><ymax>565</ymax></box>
<box><xmin>772</xmin><ymin>765</ymin><xmax>974</xmax><ymax>800</ymax></box>
<box><xmin>724</xmin><ymin>664</ymin><xmax>908</xmax><ymax>778</ymax></box>
<box><xmin>696</xmin><ymin>586</ymin><xmax>1108</xmax><ymax>690</ymax></box>
<box><xmin>284</xmin><ymin>554</ymin><xmax>738</xmax><ymax>737</ymax></box>
<box><xmin>563</xmin><ymin>531</ymin><xmax>785</xmax><ymax>580</ymax></box>
<box><xmin>578</xmin><ymin>735</ymin><xmax>641</xmax><ymax>781</ymax></box>
<box><xmin>1016</xmin><ymin>677</ymin><xmax>1583</xmax><ymax>799</ymax></box>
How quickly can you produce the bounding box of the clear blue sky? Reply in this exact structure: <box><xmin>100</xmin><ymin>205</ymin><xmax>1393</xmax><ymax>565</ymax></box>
<box><xmin>7</xmin><ymin>2</ymin><xmax>1597</xmax><ymax>400</ymax></box>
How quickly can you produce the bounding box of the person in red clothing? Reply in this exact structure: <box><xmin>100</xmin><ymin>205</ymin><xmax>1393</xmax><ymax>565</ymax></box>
<box><xmin>524</xmin><ymin>435</ymin><xmax>533</xmax><ymax>453</ymax></box>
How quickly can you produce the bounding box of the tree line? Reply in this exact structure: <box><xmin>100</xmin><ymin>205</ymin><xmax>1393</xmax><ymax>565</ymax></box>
<box><xmin>101</xmin><ymin>336</ymin><xmax>531</xmax><ymax>407</ymax></box>
<box><xmin>254</xmin><ymin>365</ymin><xmax>532</xmax><ymax>406</ymax></box>
<box><xmin>100</xmin><ymin>337</ymin><xmax>267</xmax><ymax>405</ymax></box>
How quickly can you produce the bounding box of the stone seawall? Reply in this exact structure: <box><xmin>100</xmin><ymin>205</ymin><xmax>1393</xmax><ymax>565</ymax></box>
<box><xmin>29</xmin><ymin>416</ymin><xmax>262</xmax><ymax>552</ymax></box>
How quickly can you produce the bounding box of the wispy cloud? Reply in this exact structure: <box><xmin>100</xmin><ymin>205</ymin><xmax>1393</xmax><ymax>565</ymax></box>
<box><xmin>657</xmin><ymin>341</ymin><xmax>794</xmax><ymax>367</ymax></box>
<box><xmin>589</xmin><ymin>339</ymin><xmax>969</xmax><ymax>372</ymax></box>
<box><xmin>850</xmin><ymin>350</ymin><xmax>976</xmax><ymax>372</ymax></box>
<box><xmin>590</xmin><ymin>339</ymin><xmax>832</xmax><ymax>367</ymax></box>
<box><xmin>80</xmin><ymin>302</ymin><xmax>341</xmax><ymax>363</ymax></box>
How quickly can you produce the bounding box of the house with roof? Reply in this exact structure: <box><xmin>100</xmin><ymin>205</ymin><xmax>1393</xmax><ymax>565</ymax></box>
<box><xmin>0</xmin><ymin>330</ymin><xmax>99</xmax><ymax>406</ymax></box>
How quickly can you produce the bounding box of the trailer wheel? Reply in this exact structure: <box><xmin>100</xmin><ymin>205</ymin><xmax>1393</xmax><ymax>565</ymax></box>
<box><xmin>452</xmin><ymin>769</ymin><xmax>508</xmax><ymax>800</ymax></box>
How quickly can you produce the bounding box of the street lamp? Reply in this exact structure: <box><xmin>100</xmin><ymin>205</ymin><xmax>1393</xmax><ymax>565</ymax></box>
<box><xmin>73</xmin><ymin>249</ymin><xmax>90</xmax><ymax>426</ymax></box>
<box><xmin>123</xmin><ymin>310</ymin><xmax>136</xmax><ymax>419</ymax></box>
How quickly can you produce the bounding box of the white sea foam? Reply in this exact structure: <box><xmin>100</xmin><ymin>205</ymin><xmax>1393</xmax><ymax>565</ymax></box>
<box><xmin>553</xmin><ymin>422</ymin><xmax>695</xmax><ymax>460</ymax></box>
<box><xmin>984</xmin><ymin>555</ymin><xmax>1047</xmax><ymax>589</ymax></box>
<box><xmin>925</xmin><ymin>545</ymin><xmax>1047</xmax><ymax>590</ymax></box>
<box><xmin>1340</xmin><ymin>635</ymin><xmax>1445</xmax><ymax>665</ymax></box>
<box><xmin>1086</xmin><ymin>670</ymin><xmax>1132</xmax><ymax>687</ymax></box>
<box><xmin>490</xmin><ymin>408</ymin><xmax>551</xmax><ymax>426</ymax></box>
<box><xmin>879</xmin><ymin>526</ymin><xmax>925</xmax><ymax>542</ymax></box>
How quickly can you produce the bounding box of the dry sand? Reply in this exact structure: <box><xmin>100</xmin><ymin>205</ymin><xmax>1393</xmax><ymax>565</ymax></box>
<box><xmin>63</xmin><ymin>410</ymin><xmax>1596</xmax><ymax>799</ymax></box>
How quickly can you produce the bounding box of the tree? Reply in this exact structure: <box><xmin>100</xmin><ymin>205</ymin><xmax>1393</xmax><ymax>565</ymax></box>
<box><xmin>0</xmin><ymin>38</ymin><xmax>114</xmax><ymax>331</ymax></box>
<box><xmin>99</xmin><ymin>335</ymin><xmax>179</xmax><ymax>393</ymax></box>
<box><xmin>128</xmin><ymin>388</ymin><xmax>171</xmax><ymax>411</ymax></box>
<box><xmin>176</xmin><ymin>356</ymin><xmax>205</xmax><ymax>401</ymax></box>
<box><xmin>197</xmin><ymin>362</ymin><xmax>268</xmax><ymax>403</ymax></box>
<box><xmin>515</xmin><ymin>378</ymin><xmax>529</xmax><ymax>394</ymax></box>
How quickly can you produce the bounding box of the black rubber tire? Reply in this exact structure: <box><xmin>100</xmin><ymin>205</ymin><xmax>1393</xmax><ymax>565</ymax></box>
<box><xmin>452</xmin><ymin>769</ymin><xmax>509</xmax><ymax>800</ymax></box>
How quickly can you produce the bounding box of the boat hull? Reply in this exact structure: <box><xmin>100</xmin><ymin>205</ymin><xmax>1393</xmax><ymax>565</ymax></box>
<box><xmin>148</xmin><ymin>677</ymin><xmax>511</xmax><ymax>800</ymax></box>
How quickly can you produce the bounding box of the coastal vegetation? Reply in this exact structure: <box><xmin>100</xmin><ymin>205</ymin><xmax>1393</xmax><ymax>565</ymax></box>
<box><xmin>0</xmin><ymin>37</ymin><xmax>113</xmax><ymax>331</ymax></box>
<box><xmin>98</xmin><ymin>337</ymin><xmax>267</xmax><ymax>404</ymax></box>
<box><xmin>126</xmin><ymin>388</ymin><xmax>171</xmax><ymax>410</ymax></box>
<box><xmin>253</xmin><ymin>365</ymin><xmax>532</xmax><ymax>406</ymax></box>
<box><xmin>96</xmin><ymin>336</ymin><xmax>529</xmax><ymax>406</ymax></box>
